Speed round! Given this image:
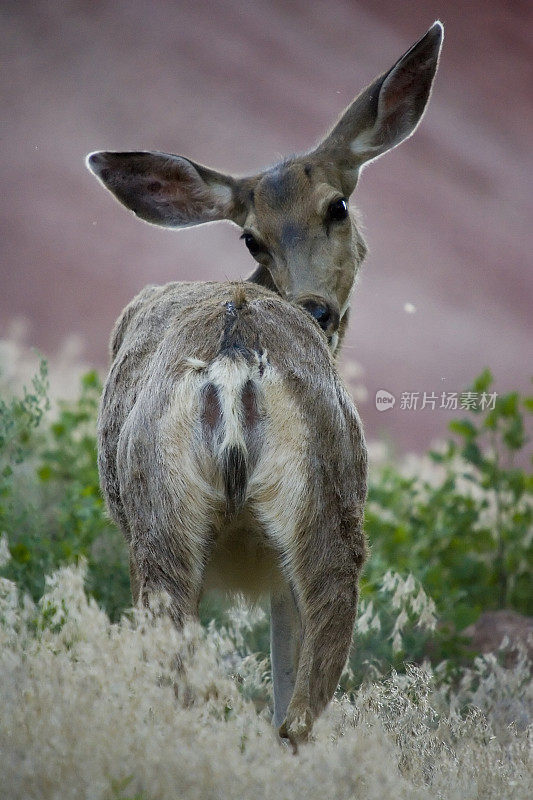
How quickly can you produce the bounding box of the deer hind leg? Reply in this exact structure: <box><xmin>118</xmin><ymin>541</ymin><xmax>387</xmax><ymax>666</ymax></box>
<box><xmin>247</xmin><ymin>374</ymin><xmax>360</xmax><ymax>740</ymax></box>
<box><xmin>278</xmin><ymin>514</ymin><xmax>365</xmax><ymax>745</ymax></box>
<box><xmin>117</xmin><ymin>380</ymin><xmax>221</xmax><ymax>626</ymax></box>
<box><xmin>124</xmin><ymin>464</ymin><xmax>220</xmax><ymax>624</ymax></box>
<box><xmin>270</xmin><ymin>585</ymin><xmax>301</xmax><ymax>727</ymax></box>
<box><xmin>253</xmin><ymin>495</ymin><xmax>364</xmax><ymax>742</ymax></box>
<box><xmin>123</xmin><ymin>483</ymin><xmax>217</xmax><ymax>626</ymax></box>
<box><xmin>126</xmin><ymin>527</ymin><xmax>209</xmax><ymax>627</ymax></box>
<box><xmin>279</xmin><ymin>578</ymin><xmax>359</xmax><ymax>744</ymax></box>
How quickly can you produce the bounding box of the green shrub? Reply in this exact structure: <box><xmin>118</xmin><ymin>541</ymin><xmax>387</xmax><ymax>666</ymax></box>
<box><xmin>362</xmin><ymin>370</ymin><xmax>532</xmax><ymax>666</ymax></box>
<box><xmin>0</xmin><ymin>364</ymin><xmax>130</xmax><ymax>620</ymax></box>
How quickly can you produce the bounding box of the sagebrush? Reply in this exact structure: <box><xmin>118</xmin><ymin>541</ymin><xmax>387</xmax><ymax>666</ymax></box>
<box><xmin>0</xmin><ymin>562</ymin><xmax>531</xmax><ymax>800</ymax></box>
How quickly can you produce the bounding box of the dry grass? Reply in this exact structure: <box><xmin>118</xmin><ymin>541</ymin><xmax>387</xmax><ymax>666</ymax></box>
<box><xmin>1</xmin><ymin>562</ymin><xmax>531</xmax><ymax>800</ymax></box>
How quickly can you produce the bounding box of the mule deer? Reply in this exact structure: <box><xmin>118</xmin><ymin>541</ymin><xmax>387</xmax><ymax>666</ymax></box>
<box><xmin>87</xmin><ymin>23</ymin><xmax>442</xmax><ymax>744</ymax></box>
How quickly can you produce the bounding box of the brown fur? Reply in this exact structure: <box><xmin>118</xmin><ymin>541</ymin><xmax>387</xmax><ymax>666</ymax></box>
<box><xmin>89</xmin><ymin>24</ymin><xmax>443</xmax><ymax>744</ymax></box>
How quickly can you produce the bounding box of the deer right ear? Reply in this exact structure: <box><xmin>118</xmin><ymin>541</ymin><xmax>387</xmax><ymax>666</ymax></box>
<box><xmin>317</xmin><ymin>22</ymin><xmax>443</xmax><ymax>193</ymax></box>
<box><xmin>86</xmin><ymin>151</ymin><xmax>246</xmax><ymax>228</ymax></box>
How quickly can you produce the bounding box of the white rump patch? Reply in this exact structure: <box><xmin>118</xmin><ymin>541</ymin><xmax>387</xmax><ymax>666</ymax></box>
<box><xmin>207</xmin><ymin>357</ymin><xmax>254</xmax><ymax>457</ymax></box>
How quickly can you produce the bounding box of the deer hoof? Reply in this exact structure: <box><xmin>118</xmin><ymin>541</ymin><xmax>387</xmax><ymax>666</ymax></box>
<box><xmin>279</xmin><ymin>703</ymin><xmax>313</xmax><ymax>749</ymax></box>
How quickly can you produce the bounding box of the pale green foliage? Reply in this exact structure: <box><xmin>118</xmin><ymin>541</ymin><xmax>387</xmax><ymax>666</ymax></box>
<box><xmin>362</xmin><ymin>371</ymin><xmax>532</xmax><ymax>667</ymax></box>
<box><xmin>0</xmin><ymin>561</ymin><xmax>531</xmax><ymax>800</ymax></box>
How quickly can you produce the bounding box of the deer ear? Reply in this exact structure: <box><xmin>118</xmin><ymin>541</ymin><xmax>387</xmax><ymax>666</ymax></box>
<box><xmin>317</xmin><ymin>22</ymin><xmax>443</xmax><ymax>193</ymax></box>
<box><xmin>86</xmin><ymin>151</ymin><xmax>246</xmax><ymax>227</ymax></box>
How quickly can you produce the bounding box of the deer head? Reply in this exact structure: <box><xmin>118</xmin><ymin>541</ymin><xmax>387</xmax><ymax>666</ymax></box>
<box><xmin>87</xmin><ymin>22</ymin><xmax>443</xmax><ymax>349</ymax></box>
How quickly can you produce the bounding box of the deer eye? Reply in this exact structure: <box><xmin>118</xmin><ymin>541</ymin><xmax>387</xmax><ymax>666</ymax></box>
<box><xmin>241</xmin><ymin>232</ymin><xmax>266</xmax><ymax>257</ymax></box>
<box><xmin>325</xmin><ymin>197</ymin><xmax>348</xmax><ymax>224</ymax></box>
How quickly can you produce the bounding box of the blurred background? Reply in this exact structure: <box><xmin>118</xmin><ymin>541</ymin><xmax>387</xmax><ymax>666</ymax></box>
<box><xmin>1</xmin><ymin>0</ymin><xmax>532</xmax><ymax>453</ymax></box>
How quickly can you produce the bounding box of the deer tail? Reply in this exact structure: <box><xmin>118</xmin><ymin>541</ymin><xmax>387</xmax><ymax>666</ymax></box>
<box><xmin>200</xmin><ymin>288</ymin><xmax>262</xmax><ymax>513</ymax></box>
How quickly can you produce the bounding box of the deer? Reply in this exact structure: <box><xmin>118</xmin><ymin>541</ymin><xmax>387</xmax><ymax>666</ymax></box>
<box><xmin>86</xmin><ymin>23</ymin><xmax>443</xmax><ymax>746</ymax></box>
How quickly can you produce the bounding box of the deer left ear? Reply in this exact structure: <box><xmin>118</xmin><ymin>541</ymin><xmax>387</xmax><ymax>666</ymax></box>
<box><xmin>316</xmin><ymin>22</ymin><xmax>443</xmax><ymax>193</ymax></box>
<box><xmin>86</xmin><ymin>150</ymin><xmax>247</xmax><ymax>228</ymax></box>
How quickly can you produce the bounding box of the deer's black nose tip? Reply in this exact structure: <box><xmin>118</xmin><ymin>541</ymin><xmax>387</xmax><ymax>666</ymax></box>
<box><xmin>301</xmin><ymin>300</ymin><xmax>339</xmax><ymax>333</ymax></box>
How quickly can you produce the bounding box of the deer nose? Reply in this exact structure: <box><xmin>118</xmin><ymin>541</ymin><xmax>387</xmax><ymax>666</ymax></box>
<box><xmin>300</xmin><ymin>299</ymin><xmax>340</xmax><ymax>333</ymax></box>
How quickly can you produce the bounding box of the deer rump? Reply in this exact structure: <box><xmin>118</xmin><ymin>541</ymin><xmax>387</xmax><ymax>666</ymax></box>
<box><xmin>99</xmin><ymin>281</ymin><xmax>366</xmax><ymax>609</ymax></box>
